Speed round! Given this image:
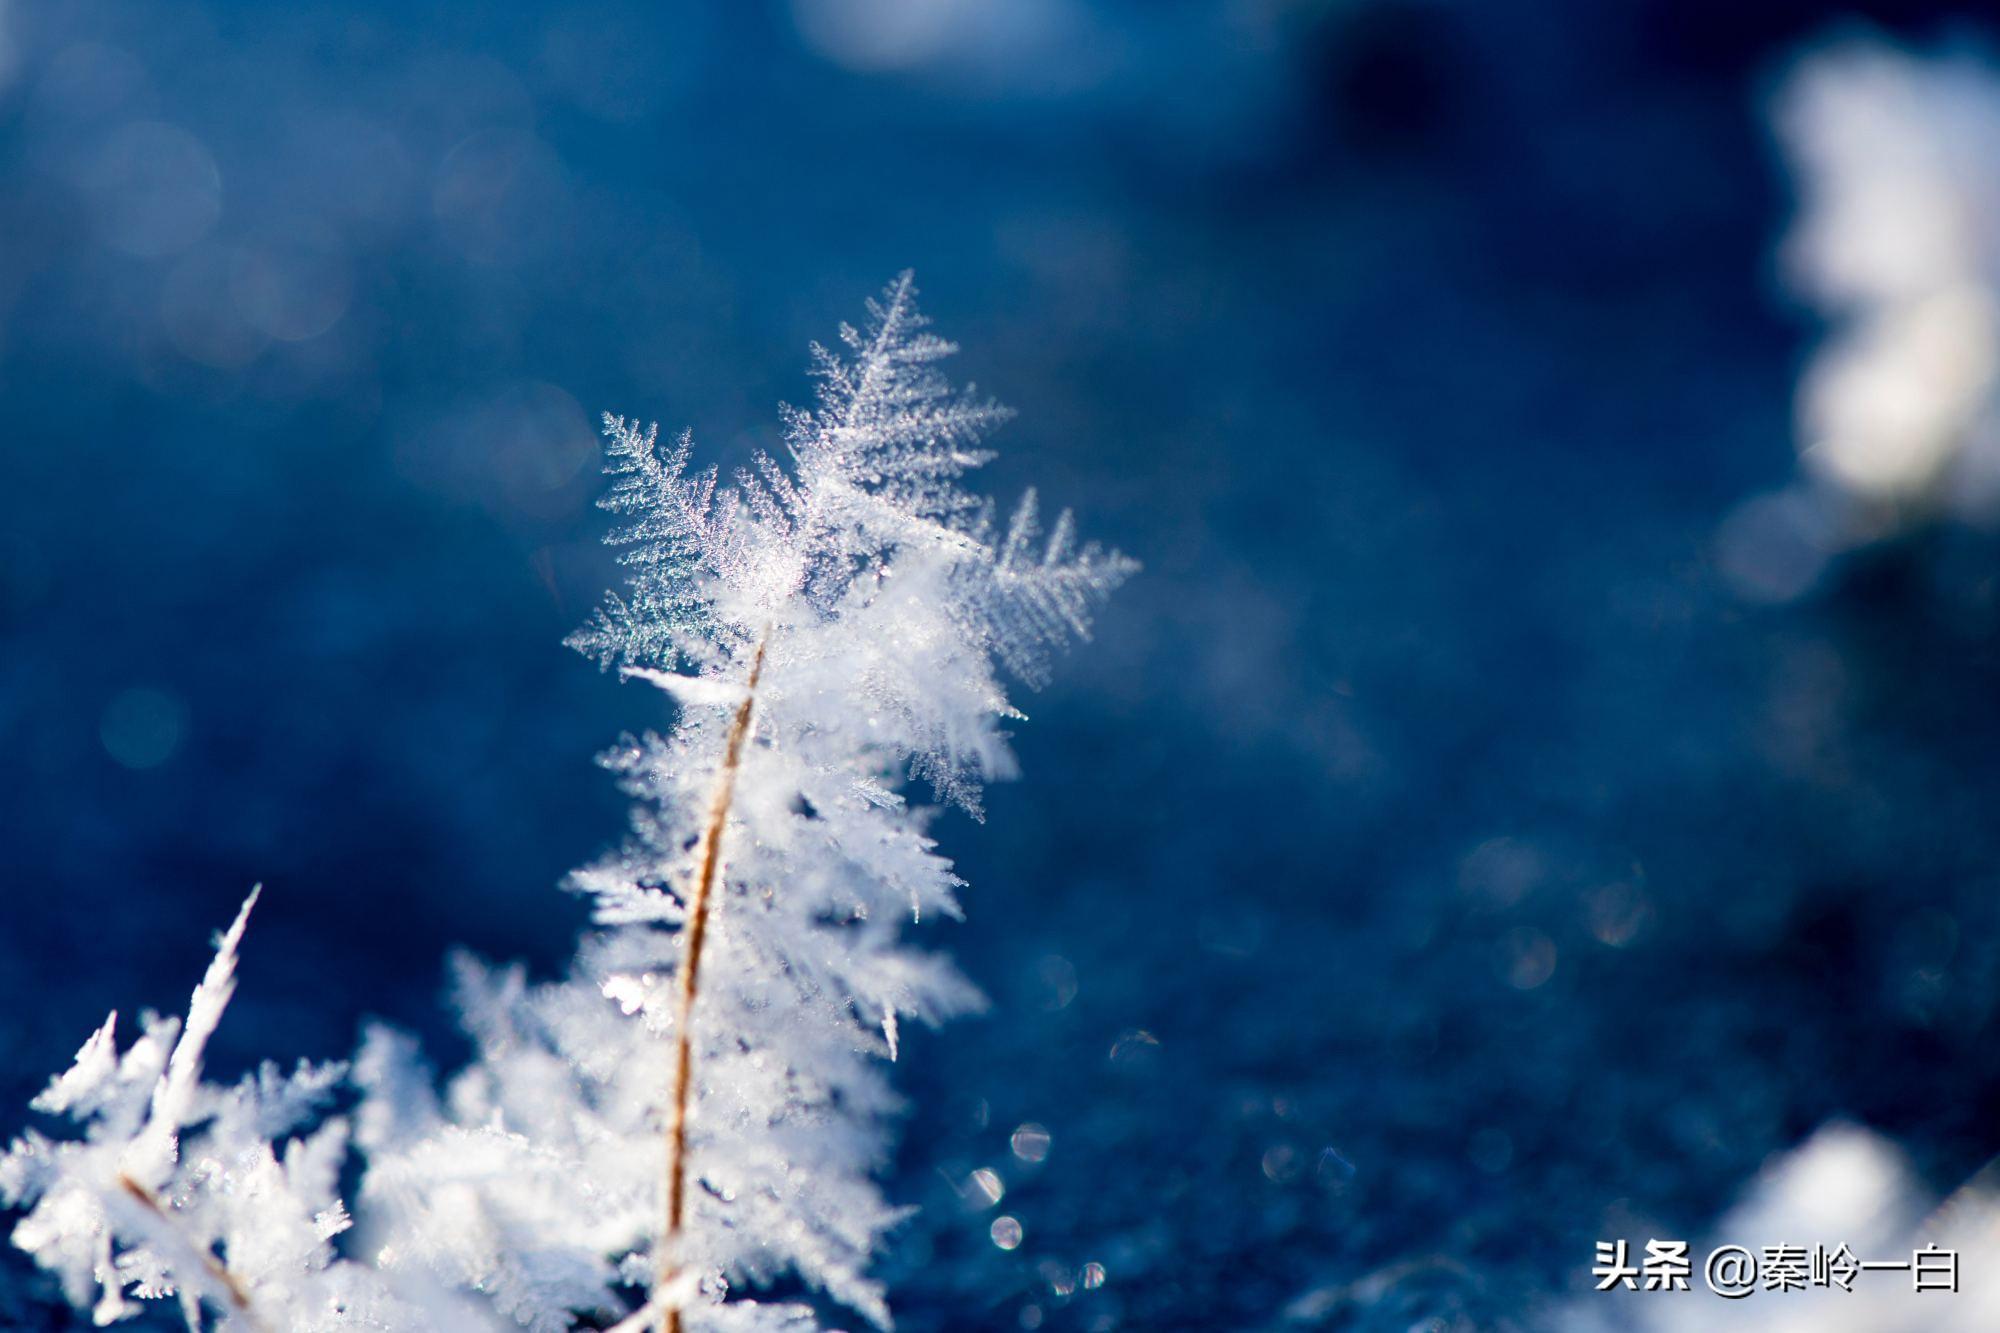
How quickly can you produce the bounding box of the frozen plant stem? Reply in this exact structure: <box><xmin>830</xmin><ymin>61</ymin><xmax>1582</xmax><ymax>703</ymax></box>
<box><xmin>116</xmin><ymin>1171</ymin><xmax>266</xmax><ymax>1332</ymax></box>
<box><xmin>0</xmin><ymin>275</ymin><xmax>1131</xmax><ymax>1332</ymax></box>
<box><xmin>660</xmin><ymin>629</ymin><xmax>768</xmax><ymax>1333</ymax></box>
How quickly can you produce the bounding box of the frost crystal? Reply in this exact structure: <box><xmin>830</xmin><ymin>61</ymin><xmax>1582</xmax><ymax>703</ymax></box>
<box><xmin>3</xmin><ymin>274</ymin><xmax>1128</xmax><ymax>1320</ymax></box>
<box><xmin>9</xmin><ymin>275</ymin><xmax>1126</xmax><ymax>1331</ymax></box>
<box><xmin>362</xmin><ymin>274</ymin><xmax>1129</xmax><ymax>1330</ymax></box>
<box><xmin>0</xmin><ymin>890</ymin><xmax>465</xmax><ymax>1330</ymax></box>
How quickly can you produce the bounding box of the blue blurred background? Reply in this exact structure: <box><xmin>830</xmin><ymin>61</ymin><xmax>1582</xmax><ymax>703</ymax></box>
<box><xmin>6</xmin><ymin>1</ymin><xmax>2000</xmax><ymax>1329</ymax></box>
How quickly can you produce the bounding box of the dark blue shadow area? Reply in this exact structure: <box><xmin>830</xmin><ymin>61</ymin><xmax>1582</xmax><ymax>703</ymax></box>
<box><xmin>4</xmin><ymin>1</ymin><xmax>2000</xmax><ymax>1329</ymax></box>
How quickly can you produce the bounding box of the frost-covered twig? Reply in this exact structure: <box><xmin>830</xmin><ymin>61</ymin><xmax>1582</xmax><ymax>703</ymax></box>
<box><xmin>9</xmin><ymin>274</ymin><xmax>1130</xmax><ymax>1333</ymax></box>
<box><xmin>365</xmin><ymin>272</ymin><xmax>1131</xmax><ymax>1329</ymax></box>
<box><xmin>2</xmin><ymin>891</ymin><xmax>432</xmax><ymax>1331</ymax></box>
<box><xmin>660</xmin><ymin>629</ymin><xmax>767</xmax><ymax>1333</ymax></box>
<box><xmin>115</xmin><ymin>1171</ymin><xmax>266</xmax><ymax>1330</ymax></box>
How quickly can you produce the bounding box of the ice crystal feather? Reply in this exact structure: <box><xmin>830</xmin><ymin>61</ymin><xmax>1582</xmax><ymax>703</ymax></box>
<box><xmin>9</xmin><ymin>274</ymin><xmax>1129</xmax><ymax>1333</ymax></box>
<box><xmin>377</xmin><ymin>273</ymin><xmax>1129</xmax><ymax>1331</ymax></box>
<box><xmin>0</xmin><ymin>891</ymin><xmax>470</xmax><ymax>1331</ymax></box>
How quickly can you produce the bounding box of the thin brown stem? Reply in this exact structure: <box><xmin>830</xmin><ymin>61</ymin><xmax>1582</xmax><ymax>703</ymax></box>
<box><xmin>117</xmin><ymin>1172</ymin><xmax>266</xmax><ymax>1331</ymax></box>
<box><xmin>659</xmin><ymin>632</ymin><xmax>769</xmax><ymax>1333</ymax></box>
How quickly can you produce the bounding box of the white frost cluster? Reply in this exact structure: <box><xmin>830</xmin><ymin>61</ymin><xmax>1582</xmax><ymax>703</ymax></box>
<box><xmin>5</xmin><ymin>275</ymin><xmax>1130</xmax><ymax>1331</ymax></box>
<box><xmin>1723</xmin><ymin>38</ymin><xmax>2000</xmax><ymax>600</ymax></box>
<box><xmin>0</xmin><ymin>890</ymin><xmax>485</xmax><ymax>1330</ymax></box>
<box><xmin>1780</xmin><ymin>41</ymin><xmax>2000</xmax><ymax>514</ymax></box>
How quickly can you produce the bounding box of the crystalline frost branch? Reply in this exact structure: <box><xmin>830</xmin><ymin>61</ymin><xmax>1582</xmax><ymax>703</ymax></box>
<box><xmin>7</xmin><ymin>274</ymin><xmax>1130</xmax><ymax>1333</ymax></box>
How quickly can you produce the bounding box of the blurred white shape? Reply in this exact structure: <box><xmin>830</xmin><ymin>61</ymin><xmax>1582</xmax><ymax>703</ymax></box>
<box><xmin>1802</xmin><ymin>286</ymin><xmax>1998</xmax><ymax>500</ymax></box>
<box><xmin>74</xmin><ymin>120</ymin><xmax>221</xmax><ymax>258</ymax></box>
<box><xmin>790</xmin><ymin>0</ymin><xmax>1103</xmax><ymax>95</ymax></box>
<box><xmin>1757</xmin><ymin>38</ymin><xmax>2000</xmax><ymax>584</ymax></box>
<box><xmin>1561</xmin><ymin>1123</ymin><xmax>2000</xmax><ymax>1331</ymax></box>
<box><xmin>1781</xmin><ymin>47</ymin><xmax>1999</xmax><ymax>308</ymax></box>
<box><xmin>966</xmin><ymin>1167</ymin><xmax>1004</xmax><ymax>1208</ymax></box>
<box><xmin>1720</xmin><ymin>1123</ymin><xmax>1917</xmax><ymax>1253</ymax></box>
<box><xmin>792</xmin><ymin>0</ymin><xmax>980</xmax><ymax>72</ymax></box>
<box><xmin>1010</xmin><ymin>1122</ymin><xmax>1051</xmax><ymax>1164</ymax></box>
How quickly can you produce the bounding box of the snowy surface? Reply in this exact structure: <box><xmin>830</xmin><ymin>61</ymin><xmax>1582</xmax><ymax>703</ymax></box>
<box><xmin>5</xmin><ymin>2</ymin><xmax>2000</xmax><ymax>1329</ymax></box>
